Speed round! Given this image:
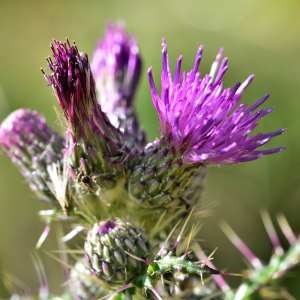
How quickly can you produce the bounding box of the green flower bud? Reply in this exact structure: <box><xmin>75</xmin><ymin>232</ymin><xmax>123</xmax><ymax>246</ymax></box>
<box><xmin>84</xmin><ymin>219</ymin><xmax>151</xmax><ymax>286</ymax></box>
<box><xmin>127</xmin><ymin>141</ymin><xmax>206</xmax><ymax>209</ymax></box>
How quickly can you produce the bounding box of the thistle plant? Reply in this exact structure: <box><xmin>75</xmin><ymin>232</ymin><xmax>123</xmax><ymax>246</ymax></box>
<box><xmin>0</xmin><ymin>22</ymin><xmax>298</xmax><ymax>300</ymax></box>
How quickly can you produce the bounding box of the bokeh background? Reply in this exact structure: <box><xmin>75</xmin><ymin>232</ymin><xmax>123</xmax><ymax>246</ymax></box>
<box><xmin>0</xmin><ymin>0</ymin><xmax>299</xmax><ymax>298</ymax></box>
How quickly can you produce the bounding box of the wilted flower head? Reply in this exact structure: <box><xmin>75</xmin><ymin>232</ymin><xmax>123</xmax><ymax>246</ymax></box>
<box><xmin>148</xmin><ymin>40</ymin><xmax>285</xmax><ymax>165</ymax></box>
<box><xmin>0</xmin><ymin>109</ymin><xmax>64</xmax><ymax>202</ymax></box>
<box><xmin>91</xmin><ymin>23</ymin><xmax>142</xmax><ymax>115</ymax></box>
<box><xmin>44</xmin><ymin>40</ymin><xmax>127</xmax><ymax>180</ymax></box>
<box><xmin>44</xmin><ymin>40</ymin><xmax>120</xmax><ymax>145</ymax></box>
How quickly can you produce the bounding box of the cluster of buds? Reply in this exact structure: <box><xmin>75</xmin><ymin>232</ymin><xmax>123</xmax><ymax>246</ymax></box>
<box><xmin>0</xmin><ymin>22</ymin><xmax>295</xmax><ymax>300</ymax></box>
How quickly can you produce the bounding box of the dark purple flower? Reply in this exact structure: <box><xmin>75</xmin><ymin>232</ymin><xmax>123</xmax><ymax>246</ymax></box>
<box><xmin>45</xmin><ymin>40</ymin><xmax>120</xmax><ymax>142</ymax></box>
<box><xmin>148</xmin><ymin>40</ymin><xmax>285</xmax><ymax>165</ymax></box>
<box><xmin>44</xmin><ymin>40</ymin><xmax>122</xmax><ymax>159</ymax></box>
<box><xmin>91</xmin><ymin>23</ymin><xmax>142</xmax><ymax>116</ymax></box>
<box><xmin>0</xmin><ymin>109</ymin><xmax>64</xmax><ymax>203</ymax></box>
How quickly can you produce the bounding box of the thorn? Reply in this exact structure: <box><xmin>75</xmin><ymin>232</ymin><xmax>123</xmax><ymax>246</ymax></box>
<box><xmin>36</xmin><ymin>225</ymin><xmax>51</xmax><ymax>249</ymax></box>
<box><xmin>277</xmin><ymin>214</ymin><xmax>297</xmax><ymax>245</ymax></box>
<box><xmin>124</xmin><ymin>250</ymin><xmax>147</xmax><ymax>264</ymax></box>
<box><xmin>207</xmin><ymin>247</ymin><xmax>218</xmax><ymax>262</ymax></box>
<box><xmin>43</xmin><ymin>250</ymin><xmax>72</xmax><ymax>271</ymax></box>
<box><xmin>61</xmin><ymin>225</ymin><xmax>85</xmax><ymax>243</ymax></box>
<box><xmin>158</xmin><ymin>219</ymin><xmax>181</xmax><ymax>257</ymax></box>
<box><xmin>50</xmin><ymin>249</ymin><xmax>84</xmax><ymax>254</ymax></box>
<box><xmin>31</xmin><ymin>253</ymin><xmax>49</xmax><ymax>298</ymax></box>
<box><xmin>194</xmin><ymin>244</ymin><xmax>231</xmax><ymax>292</ymax></box>
<box><xmin>221</xmin><ymin>221</ymin><xmax>263</xmax><ymax>269</ymax></box>
<box><xmin>174</xmin><ymin>208</ymin><xmax>195</xmax><ymax>250</ymax></box>
<box><xmin>184</xmin><ymin>224</ymin><xmax>201</xmax><ymax>255</ymax></box>
<box><xmin>261</xmin><ymin>210</ymin><xmax>284</xmax><ymax>255</ymax></box>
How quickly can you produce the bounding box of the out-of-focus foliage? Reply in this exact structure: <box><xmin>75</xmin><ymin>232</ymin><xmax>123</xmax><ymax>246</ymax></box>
<box><xmin>0</xmin><ymin>0</ymin><xmax>299</xmax><ymax>297</ymax></box>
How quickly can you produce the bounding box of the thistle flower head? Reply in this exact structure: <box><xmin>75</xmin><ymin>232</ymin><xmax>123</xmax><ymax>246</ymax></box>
<box><xmin>148</xmin><ymin>40</ymin><xmax>285</xmax><ymax>165</ymax></box>
<box><xmin>44</xmin><ymin>39</ymin><xmax>127</xmax><ymax>178</ymax></box>
<box><xmin>45</xmin><ymin>41</ymin><xmax>95</xmax><ymax>136</ymax></box>
<box><xmin>0</xmin><ymin>109</ymin><xmax>64</xmax><ymax>202</ymax></box>
<box><xmin>91</xmin><ymin>23</ymin><xmax>142</xmax><ymax>114</ymax></box>
<box><xmin>45</xmin><ymin>40</ymin><xmax>119</xmax><ymax>143</ymax></box>
<box><xmin>84</xmin><ymin>218</ymin><xmax>150</xmax><ymax>286</ymax></box>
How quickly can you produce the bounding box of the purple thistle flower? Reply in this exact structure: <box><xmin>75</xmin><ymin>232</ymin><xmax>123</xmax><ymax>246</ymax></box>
<box><xmin>44</xmin><ymin>40</ymin><xmax>120</xmax><ymax>145</ymax></box>
<box><xmin>91</xmin><ymin>23</ymin><xmax>142</xmax><ymax>115</ymax></box>
<box><xmin>44</xmin><ymin>40</ymin><xmax>128</xmax><ymax>182</ymax></box>
<box><xmin>148</xmin><ymin>40</ymin><xmax>285</xmax><ymax>165</ymax></box>
<box><xmin>0</xmin><ymin>109</ymin><xmax>64</xmax><ymax>203</ymax></box>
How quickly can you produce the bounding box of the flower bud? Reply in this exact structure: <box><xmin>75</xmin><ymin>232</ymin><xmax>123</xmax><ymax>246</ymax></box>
<box><xmin>0</xmin><ymin>109</ymin><xmax>64</xmax><ymax>203</ymax></box>
<box><xmin>127</xmin><ymin>140</ymin><xmax>206</xmax><ymax>209</ymax></box>
<box><xmin>92</xmin><ymin>23</ymin><xmax>145</xmax><ymax>148</ymax></box>
<box><xmin>84</xmin><ymin>218</ymin><xmax>150</xmax><ymax>285</ymax></box>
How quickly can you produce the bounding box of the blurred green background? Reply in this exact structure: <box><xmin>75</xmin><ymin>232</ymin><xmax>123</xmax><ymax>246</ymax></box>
<box><xmin>0</xmin><ymin>0</ymin><xmax>299</xmax><ymax>298</ymax></box>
